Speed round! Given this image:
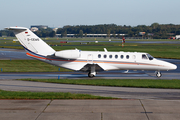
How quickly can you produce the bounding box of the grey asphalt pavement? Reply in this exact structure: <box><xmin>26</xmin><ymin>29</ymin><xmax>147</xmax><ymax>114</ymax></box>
<box><xmin>0</xmin><ymin>100</ymin><xmax>180</xmax><ymax>120</ymax></box>
<box><xmin>0</xmin><ymin>79</ymin><xmax>180</xmax><ymax>100</ymax></box>
<box><xmin>1</xmin><ymin>48</ymin><xmax>180</xmax><ymax>120</ymax></box>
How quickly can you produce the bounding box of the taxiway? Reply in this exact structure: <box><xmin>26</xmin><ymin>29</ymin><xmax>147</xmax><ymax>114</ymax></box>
<box><xmin>0</xmin><ymin>48</ymin><xmax>180</xmax><ymax>120</ymax></box>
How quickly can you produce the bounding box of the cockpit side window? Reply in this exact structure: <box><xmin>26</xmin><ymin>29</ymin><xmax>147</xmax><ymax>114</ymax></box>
<box><xmin>142</xmin><ymin>54</ymin><xmax>148</xmax><ymax>60</ymax></box>
<box><xmin>147</xmin><ymin>54</ymin><xmax>154</xmax><ymax>60</ymax></box>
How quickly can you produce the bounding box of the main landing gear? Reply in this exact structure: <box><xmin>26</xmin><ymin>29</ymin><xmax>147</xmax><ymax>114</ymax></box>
<box><xmin>88</xmin><ymin>65</ymin><xmax>96</xmax><ymax>78</ymax></box>
<box><xmin>88</xmin><ymin>72</ymin><xmax>95</xmax><ymax>78</ymax></box>
<box><xmin>156</xmin><ymin>71</ymin><xmax>162</xmax><ymax>78</ymax></box>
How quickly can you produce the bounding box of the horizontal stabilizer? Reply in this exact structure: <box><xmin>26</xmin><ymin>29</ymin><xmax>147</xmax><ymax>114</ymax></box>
<box><xmin>5</xmin><ymin>27</ymin><xmax>27</xmax><ymax>31</ymax></box>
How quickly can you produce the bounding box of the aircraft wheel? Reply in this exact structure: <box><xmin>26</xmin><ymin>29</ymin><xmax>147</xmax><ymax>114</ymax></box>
<box><xmin>88</xmin><ymin>72</ymin><xmax>94</xmax><ymax>78</ymax></box>
<box><xmin>156</xmin><ymin>71</ymin><xmax>162</xmax><ymax>78</ymax></box>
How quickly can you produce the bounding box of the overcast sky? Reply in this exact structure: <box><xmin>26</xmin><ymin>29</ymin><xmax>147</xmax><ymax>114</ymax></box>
<box><xmin>1</xmin><ymin>0</ymin><xmax>180</xmax><ymax>30</ymax></box>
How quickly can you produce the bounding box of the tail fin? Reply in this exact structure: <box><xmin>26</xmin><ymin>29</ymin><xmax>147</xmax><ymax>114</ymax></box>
<box><xmin>6</xmin><ymin>27</ymin><xmax>55</xmax><ymax>56</ymax></box>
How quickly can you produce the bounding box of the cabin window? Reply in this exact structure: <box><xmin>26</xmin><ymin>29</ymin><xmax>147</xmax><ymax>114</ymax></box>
<box><xmin>142</xmin><ymin>54</ymin><xmax>148</xmax><ymax>59</ymax></box>
<box><xmin>98</xmin><ymin>54</ymin><xmax>101</xmax><ymax>58</ymax></box>
<box><xmin>104</xmin><ymin>55</ymin><xmax>107</xmax><ymax>58</ymax></box>
<box><xmin>121</xmin><ymin>55</ymin><xmax>124</xmax><ymax>59</ymax></box>
<box><xmin>126</xmin><ymin>55</ymin><xmax>129</xmax><ymax>59</ymax></box>
<box><xmin>115</xmin><ymin>55</ymin><xmax>118</xmax><ymax>59</ymax></box>
<box><xmin>109</xmin><ymin>55</ymin><xmax>112</xmax><ymax>58</ymax></box>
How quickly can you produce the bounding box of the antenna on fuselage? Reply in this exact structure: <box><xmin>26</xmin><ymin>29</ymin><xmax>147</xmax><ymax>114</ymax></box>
<box><xmin>104</xmin><ymin>48</ymin><xmax>108</xmax><ymax>52</ymax></box>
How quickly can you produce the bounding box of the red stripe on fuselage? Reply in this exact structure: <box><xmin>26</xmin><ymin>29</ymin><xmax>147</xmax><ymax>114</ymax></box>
<box><xmin>26</xmin><ymin>53</ymin><xmax>46</xmax><ymax>60</ymax></box>
<box><xmin>26</xmin><ymin>52</ymin><xmax>161</xmax><ymax>67</ymax></box>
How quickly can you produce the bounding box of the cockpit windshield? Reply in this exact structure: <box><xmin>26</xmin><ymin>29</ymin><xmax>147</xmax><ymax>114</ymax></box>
<box><xmin>142</xmin><ymin>54</ymin><xmax>148</xmax><ymax>59</ymax></box>
<box><xmin>147</xmin><ymin>54</ymin><xmax>154</xmax><ymax>60</ymax></box>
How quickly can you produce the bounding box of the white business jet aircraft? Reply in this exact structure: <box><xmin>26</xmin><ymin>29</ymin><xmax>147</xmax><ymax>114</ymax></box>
<box><xmin>6</xmin><ymin>27</ymin><xmax>177</xmax><ymax>78</ymax></box>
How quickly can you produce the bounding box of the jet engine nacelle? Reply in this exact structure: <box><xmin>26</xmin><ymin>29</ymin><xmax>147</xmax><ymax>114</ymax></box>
<box><xmin>55</xmin><ymin>49</ymin><xmax>80</xmax><ymax>59</ymax></box>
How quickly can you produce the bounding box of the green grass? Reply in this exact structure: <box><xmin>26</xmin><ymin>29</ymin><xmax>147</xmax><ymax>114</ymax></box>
<box><xmin>0</xmin><ymin>60</ymin><xmax>72</xmax><ymax>72</ymax></box>
<box><xmin>1</xmin><ymin>38</ymin><xmax>180</xmax><ymax>59</ymax></box>
<box><xmin>20</xmin><ymin>79</ymin><xmax>180</xmax><ymax>89</ymax></box>
<box><xmin>0</xmin><ymin>38</ymin><xmax>180</xmax><ymax>73</ymax></box>
<box><xmin>0</xmin><ymin>90</ymin><xmax>114</xmax><ymax>99</ymax></box>
<box><xmin>1</xmin><ymin>42</ymin><xmax>179</xmax><ymax>59</ymax></box>
<box><xmin>50</xmin><ymin>43</ymin><xmax>180</xmax><ymax>59</ymax></box>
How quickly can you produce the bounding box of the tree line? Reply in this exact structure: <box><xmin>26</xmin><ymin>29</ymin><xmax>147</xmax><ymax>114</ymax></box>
<box><xmin>1</xmin><ymin>23</ymin><xmax>180</xmax><ymax>39</ymax></box>
<box><xmin>56</xmin><ymin>23</ymin><xmax>180</xmax><ymax>39</ymax></box>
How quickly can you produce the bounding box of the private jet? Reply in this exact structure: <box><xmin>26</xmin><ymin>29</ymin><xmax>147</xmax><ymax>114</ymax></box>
<box><xmin>6</xmin><ymin>27</ymin><xmax>177</xmax><ymax>78</ymax></box>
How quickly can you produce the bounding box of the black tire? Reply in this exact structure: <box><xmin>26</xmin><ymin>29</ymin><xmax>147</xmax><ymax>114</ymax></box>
<box><xmin>156</xmin><ymin>72</ymin><xmax>162</xmax><ymax>78</ymax></box>
<box><xmin>88</xmin><ymin>72</ymin><xmax>94</xmax><ymax>78</ymax></box>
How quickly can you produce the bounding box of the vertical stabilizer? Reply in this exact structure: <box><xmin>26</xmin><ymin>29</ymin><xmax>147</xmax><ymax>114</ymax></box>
<box><xmin>6</xmin><ymin>27</ymin><xmax>55</xmax><ymax>56</ymax></box>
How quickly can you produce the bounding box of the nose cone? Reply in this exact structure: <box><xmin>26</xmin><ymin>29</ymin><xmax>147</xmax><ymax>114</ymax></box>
<box><xmin>165</xmin><ymin>62</ymin><xmax>177</xmax><ymax>70</ymax></box>
<box><xmin>157</xmin><ymin>59</ymin><xmax>177</xmax><ymax>70</ymax></box>
<box><xmin>154</xmin><ymin>59</ymin><xmax>177</xmax><ymax>71</ymax></box>
<box><xmin>169</xmin><ymin>63</ymin><xmax>177</xmax><ymax>70</ymax></box>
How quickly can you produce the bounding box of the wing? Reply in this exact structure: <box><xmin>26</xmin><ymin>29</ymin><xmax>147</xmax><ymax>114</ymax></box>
<box><xmin>80</xmin><ymin>64</ymin><xmax>104</xmax><ymax>72</ymax></box>
<box><xmin>79</xmin><ymin>63</ymin><xmax>119</xmax><ymax>72</ymax></box>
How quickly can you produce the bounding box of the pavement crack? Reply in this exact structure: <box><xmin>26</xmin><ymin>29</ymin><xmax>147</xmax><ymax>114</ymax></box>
<box><xmin>101</xmin><ymin>112</ymin><xmax>103</xmax><ymax>120</ymax></box>
<box><xmin>35</xmin><ymin>100</ymin><xmax>52</xmax><ymax>120</ymax></box>
<box><xmin>139</xmin><ymin>99</ymin><xmax>150</xmax><ymax>120</ymax></box>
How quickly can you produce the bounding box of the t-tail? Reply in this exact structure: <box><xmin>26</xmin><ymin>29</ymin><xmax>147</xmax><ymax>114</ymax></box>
<box><xmin>6</xmin><ymin>27</ymin><xmax>55</xmax><ymax>57</ymax></box>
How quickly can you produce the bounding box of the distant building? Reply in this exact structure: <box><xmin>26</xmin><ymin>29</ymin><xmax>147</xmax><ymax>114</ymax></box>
<box><xmin>52</xmin><ymin>28</ymin><xmax>58</xmax><ymax>32</ymax></box>
<box><xmin>30</xmin><ymin>27</ymin><xmax>39</xmax><ymax>32</ymax></box>
<box><xmin>175</xmin><ymin>35</ymin><xmax>180</xmax><ymax>40</ymax></box>
<box><xmin>30</xmin><ymin>25</ymin><xmax>48</xmax><ymax>31</ymax></box>
<box><xmin>56</xmin><ymin>34</ymin><xmax>126</xmax><ymax>38</ymax></box>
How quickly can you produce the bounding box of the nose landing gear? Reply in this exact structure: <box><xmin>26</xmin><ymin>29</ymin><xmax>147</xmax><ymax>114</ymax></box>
<box><xmin>156</xmin><ymin>71</ymin><xmax>162</xmax><ymax>78</ymax></box>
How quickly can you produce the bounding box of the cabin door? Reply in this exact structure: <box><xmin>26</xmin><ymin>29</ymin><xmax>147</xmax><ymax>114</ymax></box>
<box><xmin>87</xmin><ymin>54</ymin><xmax>93</xmax><ymax>64</ymax></box>
<box><xmin>132</xmin><ymin>55</ymin><xmax>136</xmax><ymax>62</ymax></box>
